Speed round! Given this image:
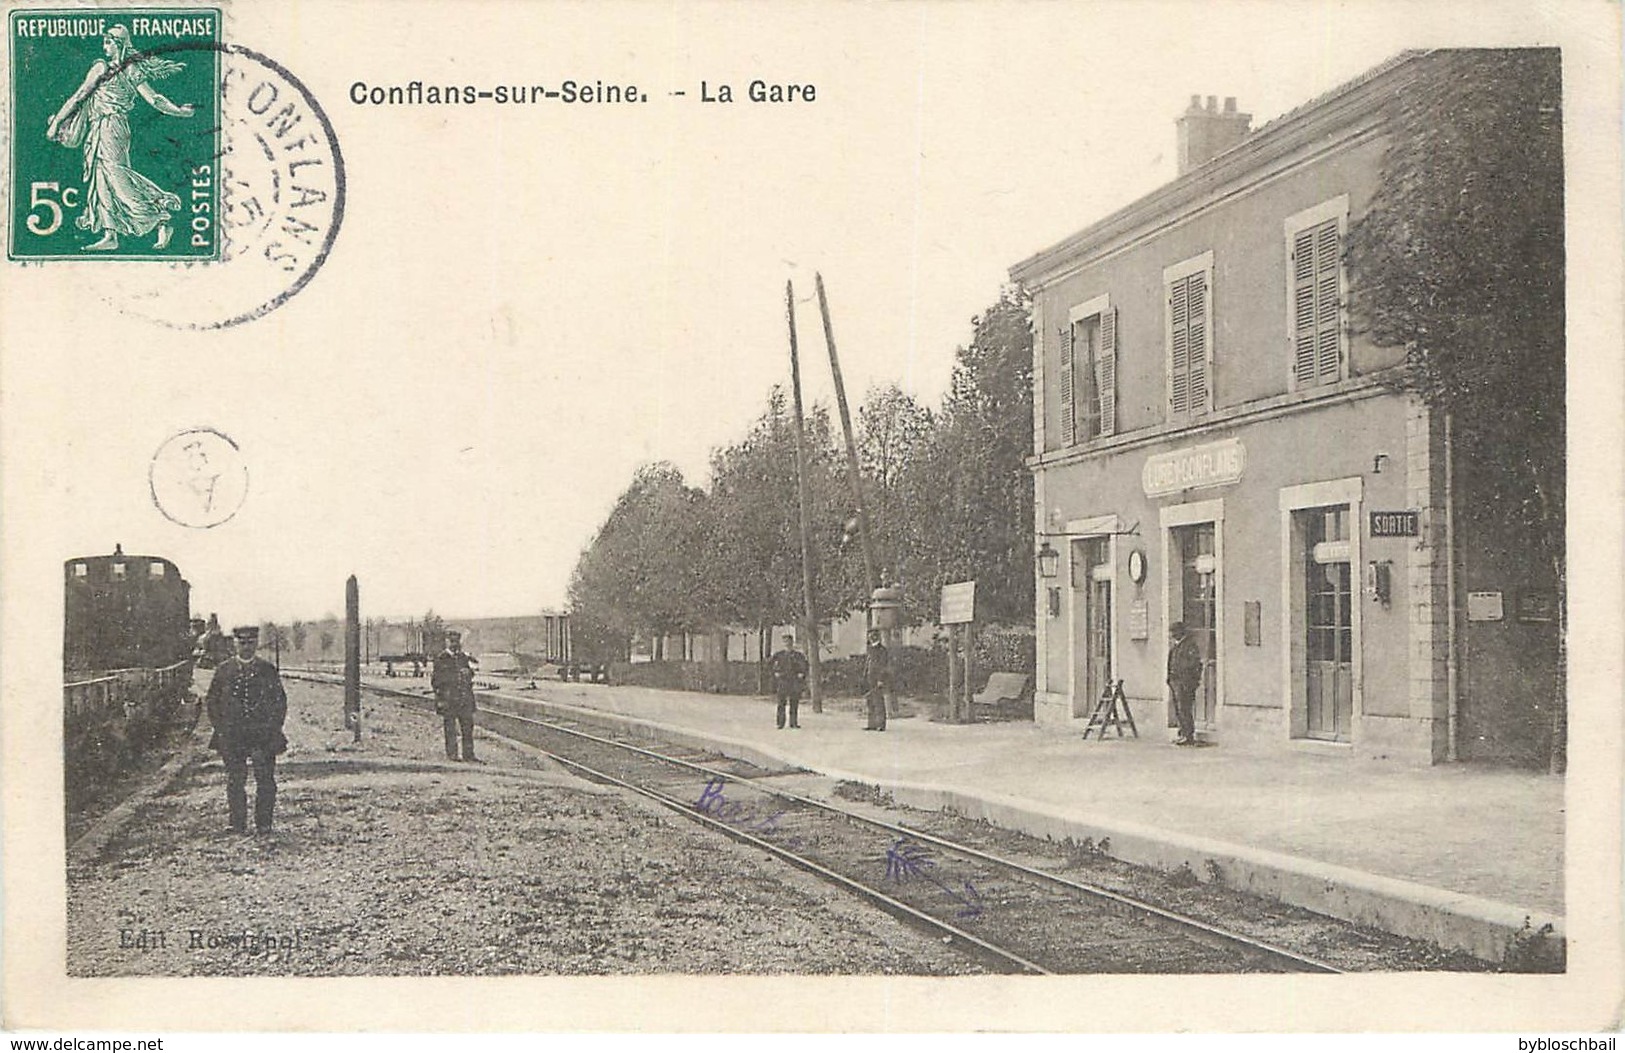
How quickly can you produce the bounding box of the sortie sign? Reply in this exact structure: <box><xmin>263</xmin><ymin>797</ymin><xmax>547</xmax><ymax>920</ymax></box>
<box><xmin>1142</xmin><ymin>438</ymin><xmax>1245</xmax><ymax>497</ymax></box>
<box><xmin>1369</xmin><ymin>511</ymin><xmax>1420</xmax><ymax>537</ymax></box>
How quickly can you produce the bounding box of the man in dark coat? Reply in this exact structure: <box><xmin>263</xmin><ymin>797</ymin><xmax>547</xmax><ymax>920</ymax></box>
<box><xmin>432</xmin><ymin>629</ymin><xmax>479</xmax><ymax>761</ymax></box>
<box><xmin>1167</xmin><ymin>620</ymin><xmax>1204</xmax><ymax>747</ymax></box>
<box><xmin>768</xmin><ymin>633</ymin><xmax>808</xmax><ymax>729</ymax></box>
<box><xmin>206</xmin><ymin>625</ymin><xmax>288</xmax><ymax>834</ymax></box>
<box><xmin>863</xmin><ymin>630</ymin><xmax>890</xmax><ymax>731</ymax></box>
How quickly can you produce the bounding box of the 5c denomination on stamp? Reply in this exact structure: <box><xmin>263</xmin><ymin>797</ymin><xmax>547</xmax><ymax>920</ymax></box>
<box><xmin>9</xmin><ymin>9</ymin><xmax>222</xmax><ymax>261</ymax></box>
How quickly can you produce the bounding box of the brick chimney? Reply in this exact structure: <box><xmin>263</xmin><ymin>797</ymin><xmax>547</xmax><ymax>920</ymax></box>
<box><xmin>1177</xmin><ymin>95</ymin><xmax>1251</xmax><ymax>175</ymax></box>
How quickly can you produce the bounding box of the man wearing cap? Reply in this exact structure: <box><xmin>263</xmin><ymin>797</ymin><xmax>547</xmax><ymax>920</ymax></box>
<box><xmin>205</xmin><ymin>626</ymin><xmax>289</xmax><ymax>834</ymax></box>
<box><xmin>432</xmin><ymin>629</ymin><xmax>480</xmax><ymax>761</ymax></box>
<box><xmin>863</xmin><ymin>629</ymin><xmax>890</xmax><ymax>732</ymax></box>
<box><xmin>768</xmin><ymin>633</ymin><xmax>807</xmax><ymax>730</ymax></box>
<box><xmin>1166</xmin><ymin>621</ymin><xmax>1204</xmax><ymax>747</ymax></box>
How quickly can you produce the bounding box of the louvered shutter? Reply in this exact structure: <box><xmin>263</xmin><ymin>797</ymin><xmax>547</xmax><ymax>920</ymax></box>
<box><xmin>1292</xmin><ymin>220</ymin><xmax>1342</xmax><ymax>386</ymax></box>
<box><xmin>1187</xmin><ymin>273</ymin><xmax>1208</xmax><ymax>413</ymax></box>
<box><xmin>1169</xmin><ymin>280</ymin><xmax>1189</xmax><ymax>415</ymax></box>
<box><xmin>1314</xmin><ymin>222</ymin><xmax>1341</xmax><ymax>383</ymax></box>
<box><xmin>1059</xmin><ymin>324</ymin><xmax>1075</xmax><ymax>446</ymax></box>
<box><xmin>1097</xmin><ymin>308</ymin><xmax>1117</xmax><ymax>437</ymax></box>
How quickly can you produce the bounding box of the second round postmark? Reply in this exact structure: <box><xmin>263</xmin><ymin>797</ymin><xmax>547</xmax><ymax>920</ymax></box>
<box><xmin>150</xmin><ymin>427</ymin><xmax>249</xmax><ymax>528</ymax></box>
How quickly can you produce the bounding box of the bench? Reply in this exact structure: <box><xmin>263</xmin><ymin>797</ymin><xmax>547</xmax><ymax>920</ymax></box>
<box><xmin>972</xmin><ymin>672</ymin><xmax>1032</xmax><ymax>721</ymax></box>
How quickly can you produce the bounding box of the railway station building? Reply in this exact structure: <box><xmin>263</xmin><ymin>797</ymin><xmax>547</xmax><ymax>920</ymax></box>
<box><xmin>1011</xmin><ymin>51</ymin><xmax>1562</xmax><ymax>766</ymax></box>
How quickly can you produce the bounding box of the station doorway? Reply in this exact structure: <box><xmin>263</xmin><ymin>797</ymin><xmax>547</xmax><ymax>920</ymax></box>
<box><xmin>1169</xmin><ymin>523</ymin><xmax>1218</xmax><ymax>729</ymax></box>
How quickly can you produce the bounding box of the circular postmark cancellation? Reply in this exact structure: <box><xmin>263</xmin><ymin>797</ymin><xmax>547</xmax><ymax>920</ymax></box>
<box><xmin>130</xmin><ymin>41</ymin><xmax>345</xmax><ymax>329</ymax></box>
<box><xmin>149</xmin><ymin>427</ymin><xmax>248</xmax><ymax>528</ymax></box>
<box><xmin>10</xmin><ymin>13</ymin><xmax>345</xmax><ymax>328</ymax></box>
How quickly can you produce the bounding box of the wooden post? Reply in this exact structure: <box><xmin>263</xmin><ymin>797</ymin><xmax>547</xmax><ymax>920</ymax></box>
<box><xmin>963</xmin><ymin>621</ymin><xmax>976</xmax><ymax>724</ymax></box>
<box><xmin>816</xmin><ymin>273</ymin><xmax>880</xmax><ymax>595</ymax></box>
<box><xmin>344</xmin><ymin>575</ymin><xmax>361</xmax><ymax>742</ymax></box>
<box><xmin>946</xmin><ymin>624</ymin><xmax>960</xmax><ymax>723</ymax></box>
<box><xmin>816</xmin><ymin>272</ymin><xmax>899</xmax><ymax>716</ymax></box>
<box><xmin>786</xmin><ymin>280</ymin><xmax>823</xmax><ymax>713</ymax></box>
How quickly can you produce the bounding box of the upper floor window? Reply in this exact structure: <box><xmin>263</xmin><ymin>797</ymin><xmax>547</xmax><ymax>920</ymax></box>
<box><xmin>1286</xmin><ymin>196</ymin><xmax>1348</xmax><ymax>389</ymax></box>
<box><xmin>149</xmin><ymin>562</ymin><xmax>166</xmax><ymax>578</ymax></box>
<box><xmin>1164</xmin><ymin>252</ymin><xmax>1213</xmax><ymax>418</ymax></box>
<box><xmin>1061</xmin><ymin>294</ymin><xmax>1116</xmax><ymax>444</ymax></box>
<box><xmin>72</xmin><ymin>563</ymin><xmax>87</xmax><ymax>577</ymax></box>
<box><xmin>111</xmin><ymin>562</ymin><xmax>126</xmax><ymax>579</ymax></box>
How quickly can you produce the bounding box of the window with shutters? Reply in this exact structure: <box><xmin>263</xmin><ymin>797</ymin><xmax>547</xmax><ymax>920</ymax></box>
<box><xmin>1164</xmin><ymin>252</ymin><xmax>1213</xmax><ymax>420</ymax></box>
<box><xmin>1285</xmin><ymin>197</ymin><xmax>1348</xmax><ymax>389</ymax></box>
<box><xmin>1061</xmin><ymin>294</ymin><xmax>1116</xmax><ymax>444</ymax></box>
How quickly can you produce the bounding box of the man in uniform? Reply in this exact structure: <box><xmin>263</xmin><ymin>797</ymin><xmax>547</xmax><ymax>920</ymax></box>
<box><xmin>205</xmin><ymin>625</ymin><xmax>288</xmax><ymax>834</ymax></box>
<box><xmin>432</xmin><ymin>628</ymin><xmax>480</xmax><ymax>761</ymax></box>
<box><xmin>863</xmin><ymin>629</ymin><xmax>890</xmax><ymax>732</ymax></box>
<box><xmin>1167</xmin><ymin>620</ymin><xmax>1204</xmax><ymax>747</ymax></box>
<box><xmin>768</xmin><ymin>633</ymin><xmax>807</xmax><ymax>730</ymax></box>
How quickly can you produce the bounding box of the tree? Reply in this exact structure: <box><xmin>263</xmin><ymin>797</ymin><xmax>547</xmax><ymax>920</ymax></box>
<box><xmin>857</xmin><ymin>383</ymin><xmax>935</xmax><ymax>591</ymax></box>
<box><xmin>568</xmin><ymin>462</ymin><xmax>716</xmax><ymax>659</ymax></box>
<box><xmin>906</xmin><ymin>286</ymin><xmax>1035</xmax><ymax>626</ymax></box>
<box><xmin>290</xmin><ymin>619</ymin><xmax>307</xmax><ymax>651</ymax></box>
<box><xmin>1345</xmin><ymin>48</ymin><xmax>1564</xmax><ymax>769</ymax></box>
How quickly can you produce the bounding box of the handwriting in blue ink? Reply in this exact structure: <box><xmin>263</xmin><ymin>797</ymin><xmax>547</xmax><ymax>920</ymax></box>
<box><xmin>883</xmin><ymin>837</ymin><xmax>985</xmax><ymax>919</ymax></box>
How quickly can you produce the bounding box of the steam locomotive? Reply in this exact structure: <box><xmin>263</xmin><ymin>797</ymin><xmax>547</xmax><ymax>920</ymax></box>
<box><xmin>63</xmin><ymin>545</ymin><xmax>198</xmax><ymax>781</ymax></box>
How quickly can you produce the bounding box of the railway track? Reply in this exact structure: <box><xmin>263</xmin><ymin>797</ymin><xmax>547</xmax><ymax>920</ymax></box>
<box><xmin>291</xmin><ymin>671</ymin><xmax>1343</xmax><ymax>975</ymax></box>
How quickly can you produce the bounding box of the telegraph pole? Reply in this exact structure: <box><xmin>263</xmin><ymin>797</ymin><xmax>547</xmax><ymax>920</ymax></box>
<box><xmin>817</xmin><ymin>273</ymin><xmax>897</xmax><ymax>715</ymax></box>
<box><xmin>816</xmin><ymin>272</ymin><xmax>879</xmax><ymax>595</ymax></box>
<box><xmin>786</xmin><ymin>280</ymin><xmax>823</xmax><ymax>713</ymax></box>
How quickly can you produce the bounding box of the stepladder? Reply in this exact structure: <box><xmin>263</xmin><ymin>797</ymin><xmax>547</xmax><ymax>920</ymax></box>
<box><xmin>1082</xmin><ymin>679</ymin><xmax>1138</xmax><ymax>740</ymax></box>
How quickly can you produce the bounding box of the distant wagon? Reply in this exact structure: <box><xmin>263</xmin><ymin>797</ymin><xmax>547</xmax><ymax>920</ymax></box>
<box><xmin>63</xmin><ymin>545</ymin><xmax>198</xmax><ymax>780</ymax></box>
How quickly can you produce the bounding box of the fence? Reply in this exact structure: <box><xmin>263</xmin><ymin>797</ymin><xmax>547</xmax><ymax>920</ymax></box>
<box><xmin>64</xmin><ymin>660</ymin><xmax>193</xmax><ymax>726</ymax></box>
<box><xmin>605</xmin><ymin>626</ymin><xmax>1038</xmax><ymax>702</ymax></box>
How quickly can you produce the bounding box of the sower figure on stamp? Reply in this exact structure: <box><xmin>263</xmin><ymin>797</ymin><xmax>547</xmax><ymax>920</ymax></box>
<box><xmin>863</xmin><ymin>630</ymin><xmax>890</xmax><ymax>732</ymax></box>
<box><xmin>1167</xmin><ymin>621</ymin><xmax>1204</xmax><ymax>747</ymax></box>
<box><xmin>432</xmin><ymin>629</ymin><xmax>480</xmax><ymax>761</ymax></box>
<box><xmin>769</xmin><ymin>633</ymin><xmax>807</xmax><ymax>730</ymax></box>
<box><xmin>205</xmin><ymin>626</ymin><xmax>288</xmax><ymax>835</ymax></box>
<box><xmin>44</xmin><ymin>25</ymin><xmax>195</xmax><ymax>251</ymax></box>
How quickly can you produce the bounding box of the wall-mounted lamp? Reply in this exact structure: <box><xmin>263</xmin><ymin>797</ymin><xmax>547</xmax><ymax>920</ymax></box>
<box><xmin>1373</xmin><ymin>453</ymin><xmax>1390</xmax><ymax>474</ymax></box>
<box><xmin>1036</xmin><ymin>541</ymin><xmax>1060</xmax><ymax>579</ymax></box>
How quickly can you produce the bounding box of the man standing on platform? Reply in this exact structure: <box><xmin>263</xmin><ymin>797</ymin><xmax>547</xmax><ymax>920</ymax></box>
<box><xmin>206</xmin><ymin>626</ymin><xmax>288</xmax><ymax>835</ymax></box>
<box><xmin>769</xmin><ymin>633</ymin><xmax>807</xmax><ymax>730</ymax></box>
<box><xmin>1167</xmin><ymin>621</ymin><xmax>1203</xmax><ymax>747</ymax></box>
<box><xmin>863</xmin><ymin>629</ymin><xmax>890</xmax><ymax>732</ymax></box>
<box><xmin>432</xmin><ymin>628</ymin><xmax>480</xmax><ymax>761</ymax></box>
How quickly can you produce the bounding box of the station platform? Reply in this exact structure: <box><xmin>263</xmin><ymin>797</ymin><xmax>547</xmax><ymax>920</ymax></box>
<box><xmin>352</xmin><ymin>668</ymin><xmax>1565</xmax><ymax>963</ymax></box>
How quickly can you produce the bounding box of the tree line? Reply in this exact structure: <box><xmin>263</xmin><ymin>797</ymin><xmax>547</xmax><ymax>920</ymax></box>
<box><xmin>568</xmin><ymin>286</ymin><xmax>1035</xmax><ymax>661</ymax></box>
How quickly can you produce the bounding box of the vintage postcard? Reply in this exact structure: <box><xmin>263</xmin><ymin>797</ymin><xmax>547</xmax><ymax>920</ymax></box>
<box><xmin>2</xmin><ymin>0</ymin><xmax>1621</xmax><ymax>1036</ymax></box>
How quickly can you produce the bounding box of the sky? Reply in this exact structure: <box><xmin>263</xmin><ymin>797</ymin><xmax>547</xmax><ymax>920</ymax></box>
<box><xmin>5</xmin><ymin>0</ymin><xmax>1611</xmax><ymax>625</ymax></box>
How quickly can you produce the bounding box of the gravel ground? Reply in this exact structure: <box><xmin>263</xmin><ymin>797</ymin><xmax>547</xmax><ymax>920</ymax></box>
<box><xmin>65</xmin><ymin>678</ymin><xmax>983</xmax><ymax>976</ymax></box>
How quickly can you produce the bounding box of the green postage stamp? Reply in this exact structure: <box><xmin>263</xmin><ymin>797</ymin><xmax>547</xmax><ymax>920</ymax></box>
<box><xmin>9</xmin><ymin>9</ymin><xmax>221</xmax><ymax>260</ymax></box>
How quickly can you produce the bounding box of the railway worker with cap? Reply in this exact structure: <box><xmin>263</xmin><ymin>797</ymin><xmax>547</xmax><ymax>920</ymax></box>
<box><xmin>205</xmin><ymin>625</ymin><xmax>288</xmax><ymax>835</ymax></box>
<box><xmin>432</xmin><ymin>628</ymin><xmax>480</xmax><ymax>761</ymax></box>
<box><xmin>768</xmin><ymin>632</ymin><xmax>808</xmax><ymax>730</ymax></box>
<box><xmin>1167</xmin><ymin>621</ymin><xmax>1204</xmax><ymax>747</ymax></box>
<box><xmin>863</xmin><ymin>629</ymin><xmax>890</xmax><ymax>732</ymax></box>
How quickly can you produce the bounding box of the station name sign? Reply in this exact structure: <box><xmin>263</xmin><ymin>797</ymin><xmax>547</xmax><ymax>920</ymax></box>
<box><xmin>1369</xmin><ymin>511</ymin><xmax>1420</xmax><ymax>537</ymax></box>
<box><xmin>1142</xmin><ymin>438</ymin><xmax>1245</xmax><ymax>498</ymax></box>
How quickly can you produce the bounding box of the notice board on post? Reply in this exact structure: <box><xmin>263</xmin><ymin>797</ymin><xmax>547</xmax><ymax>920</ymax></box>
<box><xmin>940</xmin><ymin>581</ymin><xmax>976</xmax><ymax>625</ymax></box>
